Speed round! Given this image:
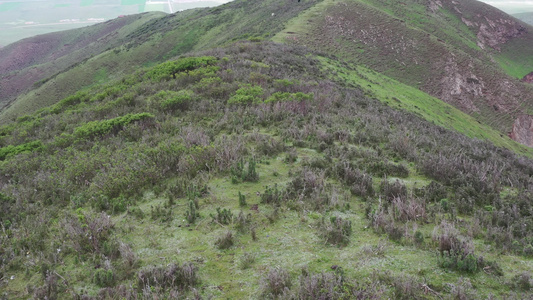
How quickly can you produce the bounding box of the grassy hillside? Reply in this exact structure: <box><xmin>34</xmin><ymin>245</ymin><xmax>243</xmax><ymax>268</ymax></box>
<box><xmin>273</xmin><ymin>0</ymin><xmax>533</xmax><ymax>135</ymax></box>
<box><xmin>320</xmin><ymin>57</ymin><xmax>533</xmax><ymax>157</ymax></box>
<box><xmin>0</xmin><ymin>12</ymin><xmax>166</xmax><ymax>112</ymax></box>
<box><xmin>0</xmin><ymin>0</ymin><xmax>322</xmax><ymax>123</ymax></box>
<box><xmin>1</xmin><ymin>41</ymin><xmax>533</xmax><ymax>299</ymax></box>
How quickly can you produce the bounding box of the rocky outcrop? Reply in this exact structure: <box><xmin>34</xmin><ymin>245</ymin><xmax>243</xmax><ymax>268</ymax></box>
<box><xmin>521</xmin><ymin>72</ymin><xmax>533</xmax><ymax>83</ymax></box>
<box><xmin>475</xmin><ymin>18</ymin><xmax>526</xmax><ymax>50</ymax></box>
<box><xmin>510</xmin><ymin>115</ymin><xmax>533</xmax><ymax>147</ymax></box>
<box><xmin>449</xmin><ymin>1</ymin><xmax>527</xmax><ymax>50</ymax></box>
<box><xmin>439</xmin><ymin>57</ymin><xmax>483</xmax><ymax>112</ymax></box>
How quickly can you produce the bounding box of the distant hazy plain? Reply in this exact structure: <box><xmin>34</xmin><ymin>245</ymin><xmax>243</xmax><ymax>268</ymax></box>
<box><xmin>480</xmin><ymin>0</ymin><xmax>533</xmax><ymax>14</ymax></box>
<box><xmin>0</xmin><ymin>0</ymin><xmax>231</xmax><ymax>47</ymax></box>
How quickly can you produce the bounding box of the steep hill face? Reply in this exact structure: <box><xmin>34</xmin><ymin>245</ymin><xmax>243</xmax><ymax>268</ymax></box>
<box><xmin>274</xmin><ymin>0</ymin><xmax>533</xmax><ymax>143</ymax></box>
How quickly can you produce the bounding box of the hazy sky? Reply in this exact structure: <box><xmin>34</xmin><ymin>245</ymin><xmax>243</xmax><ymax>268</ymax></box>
<box><xmin>479</xmin><ymin>0</ymin><xmax>533</xmax><ymax>14</ymax></box>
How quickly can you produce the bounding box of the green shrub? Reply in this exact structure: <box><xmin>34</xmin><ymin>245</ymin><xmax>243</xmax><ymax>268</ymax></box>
<box><xmin>151</xmin><ymin>204</ymin><xmax>172</xmax><ymax>222</ymax></box>
<box><xmin>230</xmin><ymin>158</ymin><xmax>259</xmax><ymax>183</ymax></box>
<box><xmin>238</xmin><ymin>191</ymin><xmax>247</xmax><ymax>207</ymax></box>
<box><xmin>318</xmin><ymin>216</ymin><xmax>352</xmax><ymax>246</ymax></box>
<box><xmin>146</xmin><ymin>56</ymin><xmax>217</xmax><ymax>81</ymax></box>
<box><xmin>227</xmin><ymin>85</ymin><xmax>264</xmax><ymax>105</ymax></box>
<box><xmin>215</xmin><ymin>231</ymin><xmax>234</xmax><ymax>249</ymax></box>
<box><xmin>0</xmin><ymin>140</ymin><xmax>42</xmax><ymax>161</ymax></box>
<box><xmin>211</xmin><ymin>207</ymin><xmax>233</xmax><ymax>225</ymax></box>
<box><xmin>261</xmin><ymin>184</ymin><xmax>284</xmax><ymax>205</ymax></box>
<box><xmin>185</xmin><ymin>200</ymin><xmax>200</xmax><ymax>224</ymax></box>
<box><xmin>438</xmin><ymin>252</ymin><xmax>479</xmax><ymax>273</ymax></box>
<box><xmin>51</xmin><ymin>90</ymin><xmax>90</xmax><ymax>113</ymax></box>
<box><xmin>151</xmin><ymin>90</ymin><xmax>194</xmax><ymax>111</ymax></box>
<box><xmin>73</xmin><ymin>113</ymin><xmax>154</xmax><ymax>138</ymax></box>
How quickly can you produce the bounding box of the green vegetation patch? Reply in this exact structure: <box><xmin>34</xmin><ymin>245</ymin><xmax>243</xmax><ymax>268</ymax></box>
<box><xmin>0</xmin><ymin>140</ymin><xmax>42</xmax><ymax>161</ymax></box>
<box><xmin>146</xmin><ymin>56</ymin><xmax>218</xmax><ymax>81</ymax></box>
<box><xmin>152</xmin><ymin>90</ymin><xmax>195</xmax><ymax>111</ymax></box>
<box><xmin>320</xmin><ymin>57</ymin><xmax>533</xmax><ymax>157</ymax></box>
<box><xmin>73</xmin><ymin>113</ymin><xmax>154</xmax><ymax>138</ymax></box>
<box><xmin>227</xmin><ymin>85</ymin><xmax>264</xmax><ymax>105</ymax></box>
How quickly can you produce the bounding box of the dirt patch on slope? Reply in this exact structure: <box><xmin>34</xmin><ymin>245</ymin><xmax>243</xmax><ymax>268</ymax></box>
<box><xmin>510</xmin><ymin>115</ymin><xmax>533</xmax><ymax>147</ymax></box>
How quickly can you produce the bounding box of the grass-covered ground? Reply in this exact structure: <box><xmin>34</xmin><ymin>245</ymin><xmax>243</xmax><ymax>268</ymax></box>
<box><xmin>1</xmin><ymin>41</ymin><xmax>533</xmax><ymax>299</ymax></box>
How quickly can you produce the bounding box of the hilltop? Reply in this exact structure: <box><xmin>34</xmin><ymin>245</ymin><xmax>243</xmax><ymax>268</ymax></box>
<box><xmin>1</xmin><ymin>0</ymin><xmax>533</xmax><ymax>299</ymax></box>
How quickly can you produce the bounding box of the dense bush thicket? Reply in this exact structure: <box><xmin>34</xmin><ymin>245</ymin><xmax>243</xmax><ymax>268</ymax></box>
<box><xmin>1</xmin><ymin>41</ymin><xmax>533</xmax><ymax>298</ymax></box>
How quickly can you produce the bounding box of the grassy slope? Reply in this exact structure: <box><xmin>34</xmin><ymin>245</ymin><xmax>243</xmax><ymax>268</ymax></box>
<box><xmin>0</xmin><ymin>0</ymin><xmax>322</xmax><ymax>123</ymax></box>
<box><xmin>1</xmin><ymin>42</ymin><xmax>533</xmax><ymax>299</ymax></box>
<box><xmin>273</xmin><ymin>0</ymin><xmax>533</xmax><ymax>135</ymax></box>
<box><xmin>0</xmin><ymin>12</ymin><xmax>166</xmax><ymax>113</ymax></box>
<box><xmin>320</xmin><ymin>57</ymin><xmax>533</xmax><ymax>157</ymax></box>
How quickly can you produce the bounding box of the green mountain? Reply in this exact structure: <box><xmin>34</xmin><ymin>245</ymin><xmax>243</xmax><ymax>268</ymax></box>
<box><xmin>2</xmin><ymin>0</ymin><xmax>533</xmax><ymax>298</ymax></box>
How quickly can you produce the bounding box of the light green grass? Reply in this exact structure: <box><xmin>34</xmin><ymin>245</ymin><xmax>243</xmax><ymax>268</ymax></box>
<box><xmin>320</xmin><ymin>57</ymin><xmax>533</xmax><ymax>157</ymax></box>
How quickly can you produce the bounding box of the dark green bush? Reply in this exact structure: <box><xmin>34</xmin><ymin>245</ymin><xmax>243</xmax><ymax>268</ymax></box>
<box><xmin>261</xmin><ymin>184</ymin><xmax>284</xmax><ymax>205</ymax></box>
<box><xmin>265</xmin><ymin>91</ymin><xmax>312</xmax><ymax>103</ymax></box>
<box><xmin>230</xmin><ymin>158</ymin><xmax>259</xmax><ymax>183</ymax></box>
<box><xmin>238</xmin><ymin>191</ymin><xmax>247</xmax><ymax>207</ymax></box>
<box><xmin>151</xmin><ymin>204</ymin><xmax>172</xmax><ymax>222</ymax></box>
<box><xmin>152</xmin><ymin>90</ymin><xmax>194</xmax><ymax>111</ymax></box>
<box><xmin>185</xmin><ymin>200</ymin><xmax>200</xmax><ymax>224</ymax></box>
